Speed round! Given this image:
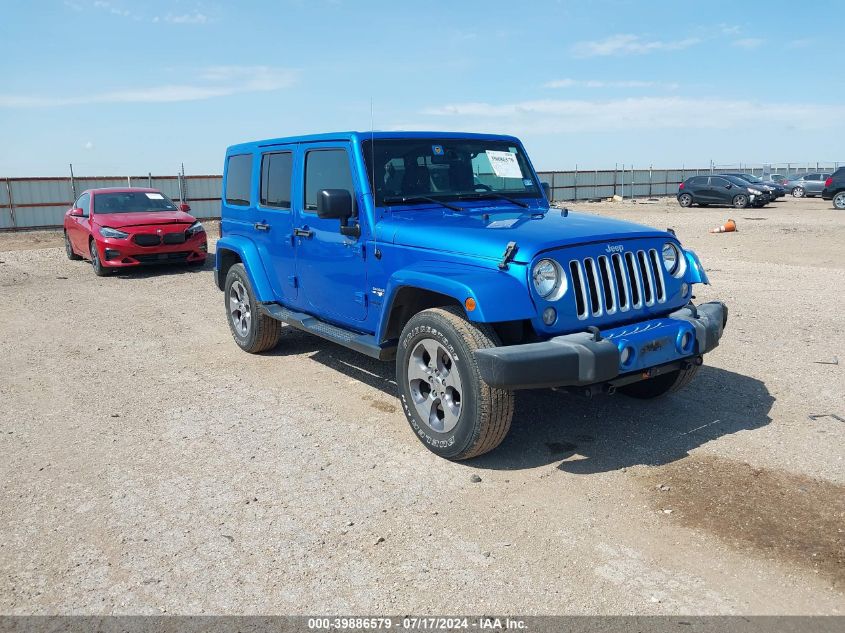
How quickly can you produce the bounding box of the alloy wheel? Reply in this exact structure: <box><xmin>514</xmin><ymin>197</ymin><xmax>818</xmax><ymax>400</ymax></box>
<box><xmin>229</xmin><ymin>280</ymin><xmax>252</xmax><ymax>337</ymax></box>
<box><xmin>834</xmin><ymin>192</ymin><xmax>845</xmax><ymax>210</ymax></box>
<box><xmin>792</xmin><ymin>187</ymin><xmax>805</xmax><ymax>198</ymax></box>
<box><xmin>406</xmin><ymin>338</ymin><xmax>463</xmax><ymax>434</ymax></box>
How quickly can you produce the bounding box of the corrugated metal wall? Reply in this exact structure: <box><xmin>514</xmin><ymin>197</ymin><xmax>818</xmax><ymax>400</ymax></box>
<box><xmin>2</xmin><ymin>162</ymin><xmax>840</xmax><ymax>229</ymax></box>
<box><xmin>1</xmin><ymin>176</ymin><xmax>222</xmax><ymax>230</ymax></box>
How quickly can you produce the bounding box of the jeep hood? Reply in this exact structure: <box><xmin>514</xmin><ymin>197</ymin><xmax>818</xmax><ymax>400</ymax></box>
<box><xmin>94</xmin><ymin>210</ymin><xmax>195</xmax><ymax>228</ymax></box>
<box><xmin>378</xmin><ymin>207</ymin><xmax>670</xmax><ymax>263</ymax></box>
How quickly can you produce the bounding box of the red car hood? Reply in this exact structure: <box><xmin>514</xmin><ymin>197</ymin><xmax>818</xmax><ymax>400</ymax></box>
<box><xmin>95</xmin><ymin>211</ymin><xmax>195</xmax><ymax>228</ymax></box>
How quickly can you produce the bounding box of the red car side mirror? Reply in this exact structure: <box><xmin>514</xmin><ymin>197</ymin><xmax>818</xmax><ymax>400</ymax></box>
<box><xmin>69</xmin><ymin>208</ymin><xmax>84</xmax><ymax>217</ymax></box>
<box><xmin>178</xmin><ymin>203</ymin><xmax>191</xmax><ymax>212</ymax></box>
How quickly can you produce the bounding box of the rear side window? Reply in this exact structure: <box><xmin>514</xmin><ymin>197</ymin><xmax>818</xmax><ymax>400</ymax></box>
<box><xmin>805</xmin><ymin>174</ymin><xmax>819</xmax><ymax>181</ymax></box>
<box><xmin>304</xmin><ymin>149</ymin><xmax>354</xmax><ymax>212</ymax></box>
<box><xmin>225</xmin><ymin>154</ymin><xmax>253</xmax><ymax>206</ymax></box>
<box><xmin>710</xmin><ymin>177</ymin><xmax>729</xmax><ymax>187</ymax></box>
<box><xmin>688</xmin><ymin>177</ymin><xmax>707</xmax><ymax>186</ymax></box>
<box><xmin>260</xmin><ymin>152</ymin><xmax>293</xmax><ymax>208</ymax></box>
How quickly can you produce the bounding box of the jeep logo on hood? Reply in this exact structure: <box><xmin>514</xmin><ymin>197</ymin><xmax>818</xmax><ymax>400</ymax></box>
<box><xmin>605</xmin><ymin>244</ymin><xmax>624</xmax><ymax>253</ymax></box>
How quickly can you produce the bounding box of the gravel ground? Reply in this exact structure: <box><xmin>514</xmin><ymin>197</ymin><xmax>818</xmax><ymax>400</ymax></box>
<box><xmin>1</xmin><ymin>196</ymin><xmax>843</xmax><ymax>615</ymax></box>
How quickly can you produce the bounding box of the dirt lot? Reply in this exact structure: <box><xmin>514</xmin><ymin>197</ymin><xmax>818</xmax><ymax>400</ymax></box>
<box><xmin>1</xmin><ymin>196</ymin><xmax>843</xmax><ymax>615</ymax></box>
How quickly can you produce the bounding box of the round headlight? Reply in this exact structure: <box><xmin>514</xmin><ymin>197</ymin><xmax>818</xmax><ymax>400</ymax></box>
<box><xmin>532</xmin><ymin>258</ymin><xmax>562</xmax><ymax>298</ymax></box>
<box><xmin>662</xmin><ymin>243</ymin><xmax>680</xmax><ymax>275</ymax></box>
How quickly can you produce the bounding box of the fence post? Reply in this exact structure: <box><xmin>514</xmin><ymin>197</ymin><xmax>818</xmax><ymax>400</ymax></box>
<box><xmin>69</xmin><ymin>163</ymin><xmax>76</xmax><ymax>199</ymax></box>
<box><xmin>574</xmin><ymin>164</ymin><xmax>578</xmax><ymax>201</ymax></box>
<box><xmin>631</xmin><ymin>164</ymin><xmax>634</xmax><ymax>200</ymax></box>
<box><xmin>6</xmin><ymin>178</ymin><xmax>16</xmax><ymax>229</ymax></box>
<box><xmin>594</xmin><ymin>169</ymin><xmax>598</xmax><ymax>199</ymax></box>
<box><xmin>649</xmin><ymin>164</ymin><xmax>653</xmax><ymax>198</ymax></box>
<box><xmin>148</xmin><ymin>172</ymin><xmax>152</xmax><ymax>187</ymax></box>
<box><xmin>615</xmin><ymin>163</ymin><xmax>618</xmax><ymax>197</ymax></box>
<box><xmin>620</xmin><ymin>164</ymin><xmax>624</xmax><ymax>199</ymax></box>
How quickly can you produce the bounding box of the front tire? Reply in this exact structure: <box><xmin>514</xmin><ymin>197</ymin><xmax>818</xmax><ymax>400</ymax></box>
<box><xmin>732</xmin><ymin>194</ymin><xmax>749</xmax><ymax>209</ymax></box>
<box><xmin>89</xmin><ymin>239</ymin><xmax>110</xmax><ymax>276</ymax></box>
<box><xmin>792</xmin><ymin>186</ymin><xmax>805</xmax><ymax>198</ymax></box>
<box><xmin>224</xmin><ymin>263</ymin><xmax>282</xmax><ymax>353</ymax></box>
<box><xmin>833</xmin><ymin>192</ymin><xmax>845</xmax><ymax>210</ymax></box>
<box><xmin>64</xmin><ymin>232</ymin><xmax>81</xmax><ymax>260</ymax></box>
<box><xmin>619</xmin><ymin>364</ymin><xmax>700</xmax><ymax>399</ymax></box>
<box><xmin>677</xmin><ymin>193</ymin><xmax>693</xmax><ymax>207</ymax></box>
<box><xmin>397</xmin><ymin>306</ymin><xmax>514</xmax><ymax>460</ymax></box>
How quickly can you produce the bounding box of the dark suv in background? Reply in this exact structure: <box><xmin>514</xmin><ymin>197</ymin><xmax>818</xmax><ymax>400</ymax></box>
<box><xmin>678</xmin><ymin>175</ymin><xmax>767</xmax><ymax>209</ymax></box>
<box><xmin>821</xmin><ymin>168</ymin><xmax>845</xmax><ymax>210</ymax></box>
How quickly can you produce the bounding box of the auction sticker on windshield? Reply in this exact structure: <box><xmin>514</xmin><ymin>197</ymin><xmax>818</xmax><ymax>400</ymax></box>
<box><xmin>486</xmin><ymin>150</ymin><xmax>522</xmax><ymax>178</ymax></box>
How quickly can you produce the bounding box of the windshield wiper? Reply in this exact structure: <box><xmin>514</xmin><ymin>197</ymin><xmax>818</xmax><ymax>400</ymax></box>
<box><xmin>382</xmin><ymin>195</ymin><xmax>462</xmax><ymax>212</ymax></box>
<box><xmin>456</xmin><ymin>192</ymin><xmax>530</xmax><ymax>208</ymax></box>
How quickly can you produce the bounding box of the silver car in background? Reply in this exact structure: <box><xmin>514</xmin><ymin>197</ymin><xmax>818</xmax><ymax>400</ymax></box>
<box><xmin>783</xmin><ymin>173</ymin><xmax>832</xmax><ymax>198</ymax></box>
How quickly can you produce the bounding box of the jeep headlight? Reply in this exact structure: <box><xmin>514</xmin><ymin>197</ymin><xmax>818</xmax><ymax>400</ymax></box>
<box><xmin>532</xmin><ymin>258</ymin><xmax>566</xmax><ymax>299</ymax></box>
<box><xmin>99</xmin><ymin>226</ymin><xmax>129</xmax><ymax>239</ymax></box>
<box><xmin>662</xmin><ymin>242</ymin><xmax>684</xmax><ymax>276</ymax></box>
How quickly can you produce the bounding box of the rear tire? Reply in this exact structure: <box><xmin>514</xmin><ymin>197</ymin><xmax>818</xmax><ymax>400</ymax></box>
<box><xmin>732</xmin><ymin>194</ymin><xmax>749</xmax><ymax>209</ymax></box>
<box><xmin>833</xmin><ymin>192</ymin><xmax>845</xmax><ymax>210</ymax></box>
<box><xmin>396</xmin><ymin>306</ymin><xmax>514</xmax><ymax>460</ymax></box>
<box><xmin>64</xmin><ymin>232</ymin><xmax>81</xmax><ymax>260</ymax></box>
<box><xmin>677</xmin><ymin>193</ymin><xmax>693</xmax><ymax>207</ymax></box>
<box><xmin>224</xmin><ymin>263</ymin><xmax>282</xmax><ymax>353</ymax></box>
<box><xmin>619</xmin><ymin>364</ymin><xmax>700</xmax><ymax>399</ymax></box>
<box><xmin>792</xmin><ymin>186</ymin><xmax>805</xmax><ymax>198</ymax></box>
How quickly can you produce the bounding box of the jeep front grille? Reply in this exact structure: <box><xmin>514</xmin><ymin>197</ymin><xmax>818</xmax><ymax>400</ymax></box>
<box><xmin>569</xmin><ymin>249</ymin><xmax>666</xmax><ymax>319</ymax></box>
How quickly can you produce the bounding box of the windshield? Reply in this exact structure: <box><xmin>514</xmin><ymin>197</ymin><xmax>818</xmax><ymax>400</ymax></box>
<box><xmin>93</xmin><ymin>191</ymin><xmax>178</xmax><ymax>214</ymax></box>
<box><xmin>362</xmin><ymin>138</ymin><xmax>540</xmax><ymax>207</ymax></box>
<box><xmin>723</xmin><ymin>176</ymin><xmax>751</xmax><ymax>187</ymax></box>
<box><xmin>741</xmin><ymin>174</ymin><xmax>762</xmax><ymax>182</ymax></box>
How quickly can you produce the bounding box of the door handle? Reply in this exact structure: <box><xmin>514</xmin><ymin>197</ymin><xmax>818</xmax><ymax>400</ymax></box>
<box><xmin>254</xmin><ymin>222</ymin><xmax>270</xmax><ymax>232</ymax></box>
<box><xmin>293</xmin><ymin>227</ymin><xmax>314</xmax><ymax>238</ymax></box>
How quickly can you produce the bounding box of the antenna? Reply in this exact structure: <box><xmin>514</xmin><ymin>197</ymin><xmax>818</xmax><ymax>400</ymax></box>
<box><xmin>370</xmin><ymin>97</ymin><xmax>380</xmax><ymax>259</ymax></box>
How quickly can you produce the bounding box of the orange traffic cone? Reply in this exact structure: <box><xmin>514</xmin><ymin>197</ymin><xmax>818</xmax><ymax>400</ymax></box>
<box><xmin>710</xmin><ymin>218</ymin><xmax>736</xmax><ymax>233</ymax></box>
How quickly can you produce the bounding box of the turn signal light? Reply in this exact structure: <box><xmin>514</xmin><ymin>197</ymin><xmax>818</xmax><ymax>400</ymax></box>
<box><xmin>464</xmin><ymin>297</ymin><xmax>476</xmax><ymax>312</ymax></box>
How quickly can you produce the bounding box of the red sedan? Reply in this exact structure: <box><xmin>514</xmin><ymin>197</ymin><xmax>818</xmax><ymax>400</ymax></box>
<box><xmin>64</xmin><ymin>187</ymin><xmax>207</xmax><ymax>276</ymax></box>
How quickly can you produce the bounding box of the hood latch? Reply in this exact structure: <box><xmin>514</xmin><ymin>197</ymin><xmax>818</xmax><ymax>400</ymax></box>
<box><xmin>498</xmin><ymin>241</ymin><xmax>519</xmax><ymax>270</ymax></box>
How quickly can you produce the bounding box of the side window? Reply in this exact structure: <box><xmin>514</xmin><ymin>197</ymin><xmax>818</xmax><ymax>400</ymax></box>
<box><xmin>225</xmin><ymin>154</ymin><xmax>253</xmax><ymax>206</ymax></box>
<box><xmin>76</xmin><ymin>193</ymin><xmax>90</xmax><ymax>217</ymax></box>
<box><xmin>304</xmin><ymin>149</ymin><xmax>354</xmax><ymax>212</ymax></box>
<box><xmin>689</xmin><ymin>176</ymin><xmax>706</xmax><ymax>186</ymax></box>
<box><xmin>805</xmin><ymin>173</ymin><xmax>819</xmax><ymax>181</ymax></box>
<box><xmin>260</xmin><ymin>152</ymin><xmax>293</xmax><ymax>209</ymax></box>
<box><xmin>709</xmin><ymin>177</ymin><xmax>728</xmax><ymax>187</ymax></box>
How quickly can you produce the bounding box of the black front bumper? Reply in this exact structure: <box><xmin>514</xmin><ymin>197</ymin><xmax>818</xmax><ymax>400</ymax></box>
<box><xmin>475</xmin><ymin>301</ymin><xmax>727</xmax><ymax>390</ymax></box>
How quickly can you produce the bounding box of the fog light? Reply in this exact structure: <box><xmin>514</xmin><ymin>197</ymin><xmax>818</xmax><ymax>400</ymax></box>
<box><xmin>542</xmin><ymin>307</ymin><xmax>557</xmax><ymax>325</ymax></box>
<box><xmin>619</xmin><ymin>344</ymin><xmax>635</xmax><ymax>368</ymax></box>
<box><xmin>104</xmin><ymin>249</ymin><xmax>120</xmax><ymax>260</ymax></box>
<box><xmin>677</xmin><ymin>330</ymin><xmax>694</xmax><ymax>353</ymax></box>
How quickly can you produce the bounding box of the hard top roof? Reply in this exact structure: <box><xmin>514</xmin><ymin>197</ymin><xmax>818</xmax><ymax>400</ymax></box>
<box><xmin>226</xmin><ymin>131</ymin><xmax>522</xmax><ymax>154</ymax></box>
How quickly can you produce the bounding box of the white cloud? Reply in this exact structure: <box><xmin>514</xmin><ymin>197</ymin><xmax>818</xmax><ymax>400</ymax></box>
<box><xmin>733</xmin><ymin>38</ymin><xmax>764</xmax><ymax>49</ymax></box>
<box><xmin>414</xmin><ymin>97</ymin><xmax>844</xmax><ymax>134</ymax></box>
<box><xmin>544</xmin><ymin>78</ymin><xmax>679</xmax><ymax>90</ymax></box>
<box><xmin>720</xmin><ymin>24</ymin><xmax>742</xmax><ymax>35</ymax></box>
<box><xmin>84</xmin><ymin>141</ymin><xmax>94</xmax><ymax>150</ymax></box>
<box><xmin>571</xmin><ymin>34</ymin><xmax>701</xmax><ymax>57</ymax></box>
<box><xmin>787</xmin><ymin>38</ymin><xmax>813</xmax><ymax>48</ymax></box>
<box><xmin>163</xmin><ymin>12</ymin><xmax>208</xmax><ymax>24</ymax></box>
<box><xmin>0</xmin><ymin>66</ymin><xmax>297</xmax><ymax>108</ymax></box>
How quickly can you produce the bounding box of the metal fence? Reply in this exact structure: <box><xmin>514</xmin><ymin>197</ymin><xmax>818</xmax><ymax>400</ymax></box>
<box><xmin>0</xmin><ymin>174</ymin><xmax>222</xmax><ymax>230</ymax></box>
<box><xmin>537</xmin><ymin>162</ymin><xmax>842</xmax><ymax>203</ymax></box>
<box><xmin>2</xmin><ymin>161</ymin><xmax>841</xmax><ymax>230</ymax></box>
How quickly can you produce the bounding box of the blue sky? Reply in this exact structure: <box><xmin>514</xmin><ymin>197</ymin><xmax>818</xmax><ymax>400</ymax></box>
<box><xmin>1</xmin><ymin>0</ymin><xmax>843</xmax><ymax>176</ymax></box>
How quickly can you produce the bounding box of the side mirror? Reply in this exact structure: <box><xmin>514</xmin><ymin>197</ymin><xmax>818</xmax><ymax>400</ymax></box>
<box><xmin>69</xmin><ymin>208</ymin><xmax>84</xmax><ymax>217</ymax></box>
<box><xmin>541</xmin><ymin>182</ymin><xmax>551</xmax><ymax>200</ymax></box>
<box><xmin>317</xmin><ymin>189</ymin><xmax>359</xmax><ymax>238</ymax></box>
<box><xmin>725</xmin><ymin>183</ymin><xmax>732</xmax><ymax>189</ymax></box>
<box><xmin>178</xmin><ymin>203</ymin><xmax>191</xmax><ymax>212</ymax></box>
<box><xmin>317</xmin><ymin>189</ymin><xmax>353</xmax><ymax>220</ymax></box>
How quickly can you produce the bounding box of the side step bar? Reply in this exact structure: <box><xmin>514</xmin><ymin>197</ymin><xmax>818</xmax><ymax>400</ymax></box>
<box><xmin>259</xmin><ymin>303</ymin><xmax>396</xmax><ymax>361</ymax></box>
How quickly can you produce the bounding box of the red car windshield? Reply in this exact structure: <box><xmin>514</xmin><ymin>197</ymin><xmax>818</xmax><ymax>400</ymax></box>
<box><xmin>94</xmin><ymin>191</ymin><xmax>178</xmax><ymax>214</ymax></box>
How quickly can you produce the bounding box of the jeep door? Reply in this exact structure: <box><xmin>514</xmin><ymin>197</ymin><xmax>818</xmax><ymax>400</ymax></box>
<box><xmin>294</xmin><ymin>144</ymin><xmax>367</xmax><ymax>323</ymax></box>
<box><xmin>254</xmin><ymin>147</ymin><xmax>298</xmax><ymax>302</ymax></box>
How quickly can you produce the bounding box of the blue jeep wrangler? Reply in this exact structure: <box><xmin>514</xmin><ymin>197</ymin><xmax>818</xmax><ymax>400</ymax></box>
<box><xmin>215</xmin><ymin>132</ymin><xmax>727</xmax><ymax>460</ymax></box>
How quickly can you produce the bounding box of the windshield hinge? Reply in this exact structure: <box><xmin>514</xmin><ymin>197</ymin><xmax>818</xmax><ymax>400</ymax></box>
<box><xmin>498</xmin><ymin>241</ymin><xmax>519</xmax><ymax>271</ymax></box>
